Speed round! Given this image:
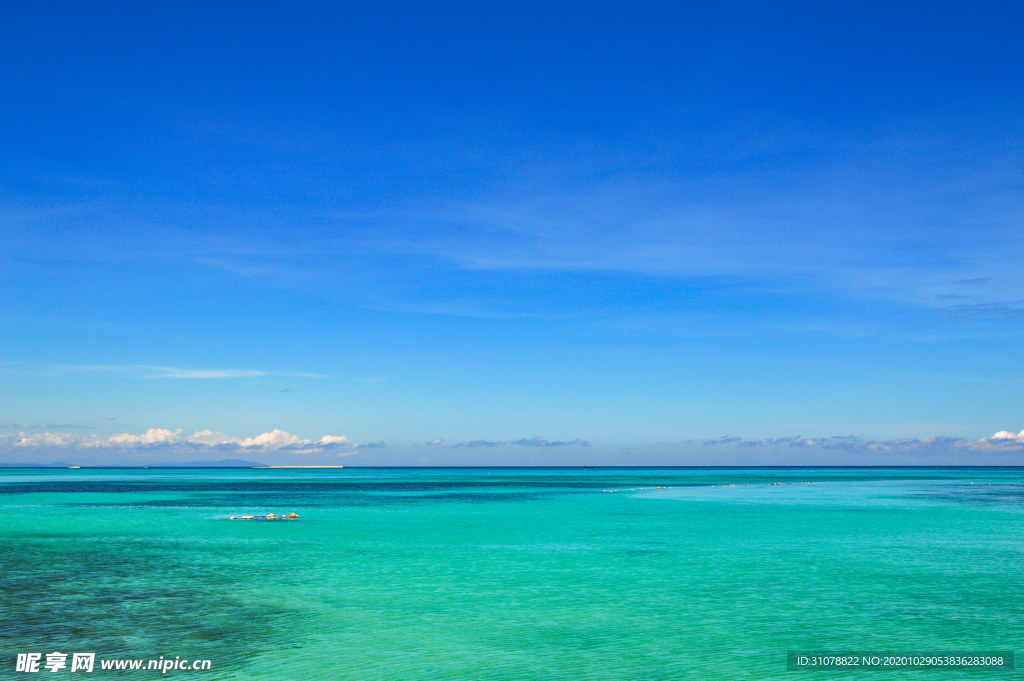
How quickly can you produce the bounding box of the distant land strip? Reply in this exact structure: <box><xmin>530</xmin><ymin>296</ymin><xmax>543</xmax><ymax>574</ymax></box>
<box><xmin>253</xmin><ymin>465</ymin><xmax>345</xmax><ymax>468</ymax></box>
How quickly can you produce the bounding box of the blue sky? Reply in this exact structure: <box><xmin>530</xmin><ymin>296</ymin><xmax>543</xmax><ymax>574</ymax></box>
<box><xmin>1</xmin><ymin>0</ymin><xmax>1023</xmax><ymax>464</ymax></box>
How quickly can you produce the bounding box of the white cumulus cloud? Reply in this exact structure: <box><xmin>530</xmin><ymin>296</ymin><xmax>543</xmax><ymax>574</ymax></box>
<box><xmin>109</xmin><ymin>428</ymin><xmax>182</xmax><ymax>446</ymax></box>
<box><xmin>237</xmin><ymin>429</ymin><xmax>310</xmax><ymax>449</ymax></box>
<box><xmin>0</xmin><ymin>427</ymin><xmax>359</xmax><ymax>455</ymax></box>
<box><xmin>987</xmin><ymin>430</ymin><xmax>1024</xmax><ymax>442</ymax></box>
<box><xmin>7</xmin><ymin>432</ymin><xmax>102</xmax><ymax>448</ymax></box>
<box><xmin>186</xmin><ymin>430</ymin><xmax>243</xmax><ymax>446</ymax></box>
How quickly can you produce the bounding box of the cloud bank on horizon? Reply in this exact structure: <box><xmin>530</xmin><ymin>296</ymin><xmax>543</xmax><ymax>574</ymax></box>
<box><xmin>702</xmin><ymin>431</ymin><xmax>1024</xmax><ymax>452</ymax></box>
<box><xmin>1</xmin><ymin>428</ymin><xmax>361</xmax><ymax>456</ymax></box>
<box><xmin>3</xmin><ymin>429</ymin><xmax>1023</xmax><ymax>462</ymax></box>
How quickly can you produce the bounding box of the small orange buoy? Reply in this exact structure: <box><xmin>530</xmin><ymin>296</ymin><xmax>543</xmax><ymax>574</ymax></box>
<box><xmin>290</xmin><ymin>513</ymin><xmax>299</xmax><ymax>518</ymax></box>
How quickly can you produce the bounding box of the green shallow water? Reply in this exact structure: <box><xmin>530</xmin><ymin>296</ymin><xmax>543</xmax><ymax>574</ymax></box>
<box><xmin>2</xmin><ymin>467</ymin><xmax>1022</xmax><ymax>679</ymax></box>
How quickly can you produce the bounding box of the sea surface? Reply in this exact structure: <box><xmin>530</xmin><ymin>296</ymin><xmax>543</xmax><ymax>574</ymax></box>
<box><xmin>1</xmin><ymin>467</ymin><xmax>1022</xmax><ymax>679</ymax></box>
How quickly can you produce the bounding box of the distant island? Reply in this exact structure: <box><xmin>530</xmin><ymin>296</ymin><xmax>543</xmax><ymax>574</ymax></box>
<box><xmin>253</xmin><ymin>465</ymin><xmax>345</xmax><ymax>468</ymax></box>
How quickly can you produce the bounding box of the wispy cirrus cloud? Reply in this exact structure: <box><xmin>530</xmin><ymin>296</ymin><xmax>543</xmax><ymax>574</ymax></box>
<box><xmin>456</xmin><ymin>437</ymin><xmax>590</xmax><ymax>448</ymax></box>
<box><xmin>0</xmin><ymin>362</ymin><xmax>327</xmax><ymax>379</ymax></box>
<box><xmin>927</xmin><ymin>303</ymin><xmax>1024</xmax><ymax>321</ymax></box>
<box><xmin>146</xmin><ymin>367</ymin><xmax>267</xmax><ymax>379</ymax></box>
<box><xmin>2</xmin><ymin>423</ymin><xmax>93</xmax><ymax>430</ymax></box>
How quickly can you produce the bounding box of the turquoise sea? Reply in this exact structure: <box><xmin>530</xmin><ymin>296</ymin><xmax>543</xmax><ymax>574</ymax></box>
<box><xmin>2</xmin><ymin>467</ymin><xmax>1022</xmax><ymax>679</ymax></box>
